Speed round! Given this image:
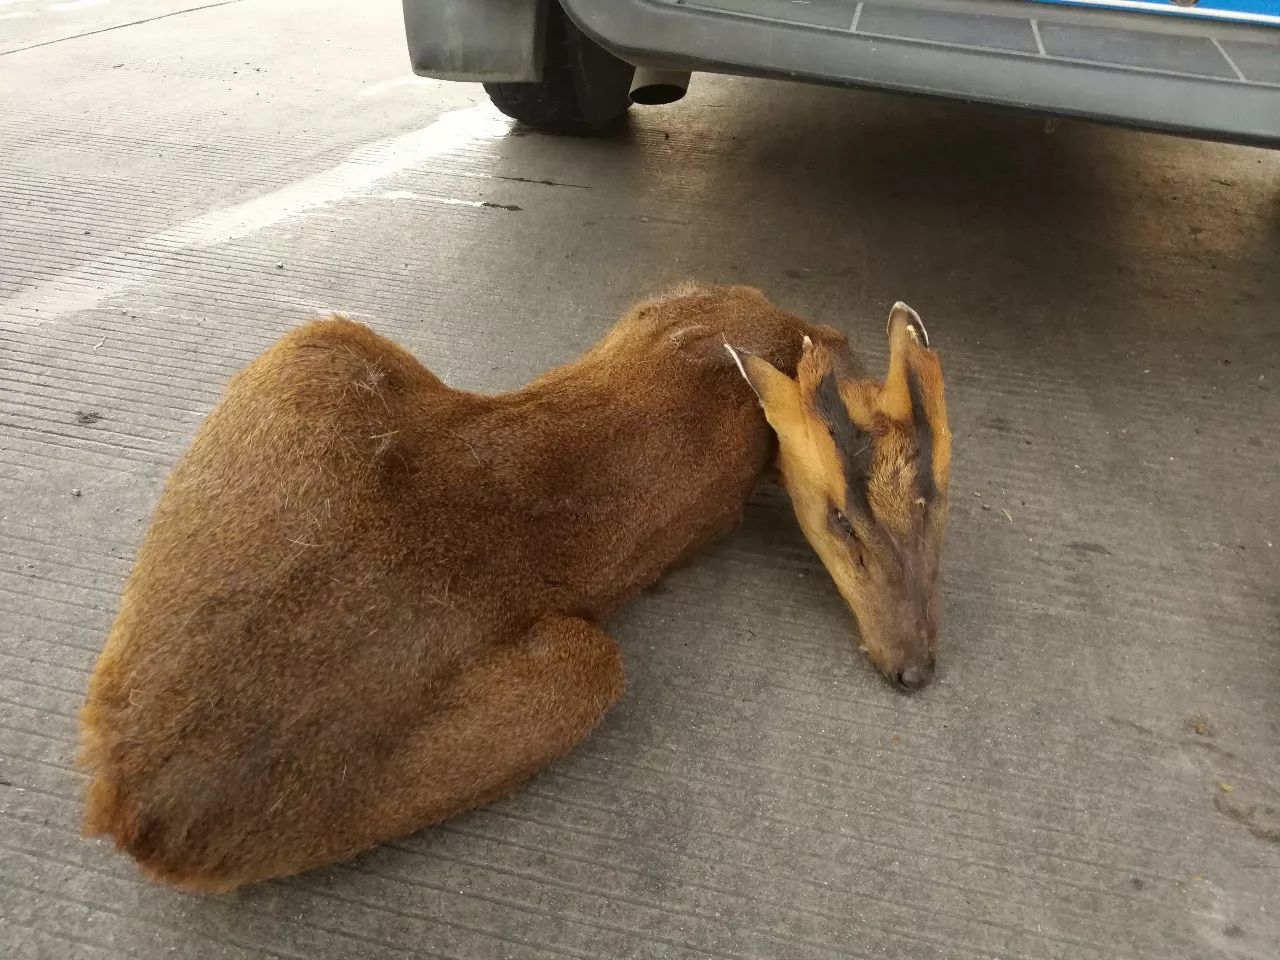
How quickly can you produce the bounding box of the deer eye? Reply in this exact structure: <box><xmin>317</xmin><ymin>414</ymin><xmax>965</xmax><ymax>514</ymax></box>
<box><xmin>830</xmin><ymin>506</ymin><xmax>853</xmax><ymax>537</ymax></box>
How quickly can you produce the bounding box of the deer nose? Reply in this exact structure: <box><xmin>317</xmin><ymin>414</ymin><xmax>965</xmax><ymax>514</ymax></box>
<box><xmin>894</xmin><ymin>660</ymin><xmax>935</xmax><ymax>691</ymax></box>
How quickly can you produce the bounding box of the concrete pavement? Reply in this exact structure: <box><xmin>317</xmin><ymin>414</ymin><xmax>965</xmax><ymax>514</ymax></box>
<box><xmin>2</xmin><ymin>2</ymin><xmax>1278</xmax><ymax>958</ymax></box>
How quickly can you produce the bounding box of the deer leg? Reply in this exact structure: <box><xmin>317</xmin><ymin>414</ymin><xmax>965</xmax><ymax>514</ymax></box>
<box><xmin>372</xmin><ymin>612</ymin><xmax>626</xmax><ymax>825</ymax></box>
<box><xmin>146</xmin><ymin>614</ymin><xmax>625</xmax><ymax>891</ymax></box>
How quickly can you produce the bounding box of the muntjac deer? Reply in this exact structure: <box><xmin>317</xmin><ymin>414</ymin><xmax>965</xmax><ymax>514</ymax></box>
<box><xmin>727</xmin><ymin>302</ymin><xmax>951</xmax><ymax>690</ymax></box>
<box><xmin>80</xmin><ymin>286</ymin><xmax>950</xmax><ymax>891</ymax></box>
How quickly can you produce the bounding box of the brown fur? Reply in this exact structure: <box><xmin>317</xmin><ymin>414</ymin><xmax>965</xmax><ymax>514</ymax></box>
<box><xmin>729</xmin><ymin>303</ymin><xmax>952</xmax><ymax>690</ymax></box>
<box><xmin>79</xmin><ymin>284</ymin><xmax>846</xmax><ymax>892</ymax></box>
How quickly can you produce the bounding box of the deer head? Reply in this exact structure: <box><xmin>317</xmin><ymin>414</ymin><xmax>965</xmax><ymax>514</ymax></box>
<box><xmin>728</xmin><ymin>303</ymin><xmax>952</xmax><ymax>691</ymax></box>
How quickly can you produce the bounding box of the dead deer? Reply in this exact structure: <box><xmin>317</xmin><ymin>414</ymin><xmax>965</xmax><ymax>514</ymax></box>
<box><xmin>79</xmin><ymin>286</ymin><xmax>950</xmax><ymax>892</ymax></box>
<box><xmin>727</xmin><ymin>302</ymin><xmax>951</xmax><ymax>690</ymax></box>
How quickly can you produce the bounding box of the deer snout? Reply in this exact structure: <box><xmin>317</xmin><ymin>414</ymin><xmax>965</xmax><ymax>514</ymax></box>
<box><xmin>893</xmin><ymin>656</ymin><xmax>936</xmax><ymax>692</ymax></box>
<box><xmin>886</xmin><ymin>608</ymin><xmax>937</xmax><ymax>692</ymax></box>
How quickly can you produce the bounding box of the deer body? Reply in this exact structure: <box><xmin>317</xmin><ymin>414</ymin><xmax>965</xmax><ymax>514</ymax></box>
<box><xmin>80</xmin><ymin>285</ymin><xmax>842</xmax><ymax>891</ymax></box>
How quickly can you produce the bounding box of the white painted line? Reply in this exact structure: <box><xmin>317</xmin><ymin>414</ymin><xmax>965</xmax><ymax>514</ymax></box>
<box><xmin>381</xmin><ymin>190</ymin><xmax>491</xmax><ymax>208</ymax></box>
<box><xmin>357</xmin><ymin>76</ymin><xmax>427</xmax><ymax>99</ymax></box>
<box><xmin>1210</xmin><ymin>36</ymin><xmax>1248</xmax><ymax>83</ymax></box>
<box><xmin>164</xmin><ymin>107</ymin><xmax>511</xmax><ymax>249</ymax></box>
<box><xmin>3</xmin><ymin>105</ymin><xmax>513</xmax><ymax>325</ymax></box>
<box><xmin>1030</xmin><ymin>19</ymin><xmax>1047</xmax><ymax>58</ymax></box>
<box><xmin>849</xmin><ymin>1</ymin><xmax>864</xmax><ymax>33</ymax></box>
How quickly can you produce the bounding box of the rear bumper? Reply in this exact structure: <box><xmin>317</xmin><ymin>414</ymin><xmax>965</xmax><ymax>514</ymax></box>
<box><xmin>561</xmin><ymin>0</ymin><xmax>1280</xmax><ymax>146</ymax></box>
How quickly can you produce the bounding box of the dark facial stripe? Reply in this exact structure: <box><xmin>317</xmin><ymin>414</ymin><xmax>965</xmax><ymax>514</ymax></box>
<box><xmin>814</xmin><ymin>372</ymin><xmax>873</xmax><ymax>517</ymax></box>
<box><xmin>906</xmin><ymin>367</ymin><xmax>937</xmax><ymax>503</ymax></box>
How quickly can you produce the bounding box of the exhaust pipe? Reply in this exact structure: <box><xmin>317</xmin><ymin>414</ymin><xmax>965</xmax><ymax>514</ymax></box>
<box><xmin>629</xmin><ymin>68</ymin><xmax>690</xmax><ymax>106</ymax></box>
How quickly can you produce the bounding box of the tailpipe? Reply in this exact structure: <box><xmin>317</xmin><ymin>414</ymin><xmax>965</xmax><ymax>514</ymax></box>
<box><xmin>629</xmin><ymin>69</ymin><xmax>690</xmax><ymax>106</ymax></box>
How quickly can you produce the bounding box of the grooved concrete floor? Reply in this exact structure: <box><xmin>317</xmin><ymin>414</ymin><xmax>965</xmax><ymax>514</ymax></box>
<box><xmin>2</xmin><ymin>1</ymin><xmax>1279</xmax><ymax>958</ymax></box>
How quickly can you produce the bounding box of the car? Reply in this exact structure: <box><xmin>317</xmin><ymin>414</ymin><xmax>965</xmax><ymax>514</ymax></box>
<box><xmin>401</xmin><ymin>0</ymin><xmax>1280</xmax><ymax>145</ymax></box>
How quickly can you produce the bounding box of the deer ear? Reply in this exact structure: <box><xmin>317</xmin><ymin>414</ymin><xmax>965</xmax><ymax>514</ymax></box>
<box><xmin>878</xmin><ymin>302</ymin><xmax>952</xmax><ymax>491</ymax></box>
<box><xmin>724</xmin><ymin>342</ymin><xmax>802</xmax><ymax>431</ymax></box>
<box><xmin>879</xmin><ymin>301</ymin><xmax>930</xmax><ymax>422</ymax></box>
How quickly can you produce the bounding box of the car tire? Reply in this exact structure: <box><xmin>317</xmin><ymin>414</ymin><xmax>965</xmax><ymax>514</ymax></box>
<box><xmin>483</xmin><ymin>3</ymin><xmax>635</xmax><ymax>135</ymax></box>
